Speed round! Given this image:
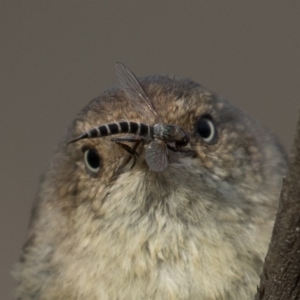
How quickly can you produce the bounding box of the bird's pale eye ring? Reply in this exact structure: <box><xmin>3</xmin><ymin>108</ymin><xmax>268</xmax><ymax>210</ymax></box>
<box><xmin>196</xmin><ymin>117</ymin><xmax>217</xmax><ymax>144</ymax></box>
<box><xmin>83</xmin><ymin>148</ymin><xmax>101</xmax><ymax>176</ymax></box>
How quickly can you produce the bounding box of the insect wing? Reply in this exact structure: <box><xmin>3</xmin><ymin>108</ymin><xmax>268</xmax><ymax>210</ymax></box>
<box><xmin>145</xmin><ymin>141</ymin><xmax>169</xmax><ymax>172</ymax></box>
<box><xmin>115</xmin><ymin>62</ymin><xmax>162</xmax><ymax>123</ymax></box>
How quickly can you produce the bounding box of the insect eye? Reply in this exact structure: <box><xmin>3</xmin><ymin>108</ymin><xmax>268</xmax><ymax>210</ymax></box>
<box><xmin>196</xmin><ymin>117</ymin><xmax>217</xmax><ymax>143</ymax></box>
<box><xmin>83</xmin><ymin>148</ymin><xmax>101</xmax><ymax>176</ymax></box>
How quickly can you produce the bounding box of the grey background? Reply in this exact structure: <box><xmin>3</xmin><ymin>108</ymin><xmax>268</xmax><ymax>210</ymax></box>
<box><xmin>1</xmin><ymin>1</ymin><xmax>299</xmax><ymax>298</ymax></box>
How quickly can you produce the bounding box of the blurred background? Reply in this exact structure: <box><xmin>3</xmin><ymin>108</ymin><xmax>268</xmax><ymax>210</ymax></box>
<box><xmin>1</xmin><ymin>1</ymin><xmax>299</xmax><ymax>298</ymax></box>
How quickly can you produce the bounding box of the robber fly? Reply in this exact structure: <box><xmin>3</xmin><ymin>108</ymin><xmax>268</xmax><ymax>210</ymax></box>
<box><xmin>68</xmin><ymin>62</ymin><xmax>190</xmax><ymax>172</ymax></box>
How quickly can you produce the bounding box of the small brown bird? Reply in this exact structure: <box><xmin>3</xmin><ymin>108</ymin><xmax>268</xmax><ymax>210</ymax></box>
<box><xmin>14</xmin><ymin>63</ymin><xmax>287</xmax><ymax>300</ymax></box>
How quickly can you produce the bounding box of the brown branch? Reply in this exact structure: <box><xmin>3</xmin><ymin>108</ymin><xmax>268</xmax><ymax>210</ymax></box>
<box><xmin>255</xmin><ymin>111</ymin><xmax>300</xmax><ymax>299</ymax></box>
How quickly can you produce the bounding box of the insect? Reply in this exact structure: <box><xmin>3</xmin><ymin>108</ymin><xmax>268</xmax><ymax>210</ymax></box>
<box><xmin>68</xmin><ymin>63</ymin><xmax>190</xmax><ymax>172</ymax></box>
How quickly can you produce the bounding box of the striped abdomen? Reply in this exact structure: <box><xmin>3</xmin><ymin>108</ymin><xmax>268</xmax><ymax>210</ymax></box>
<box><xmin>68</xmin><ymin>121</ymin><xmax>153</xmax><ymax>144</ymax></box>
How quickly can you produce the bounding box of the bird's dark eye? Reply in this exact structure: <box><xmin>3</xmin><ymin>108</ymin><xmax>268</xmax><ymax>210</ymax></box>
<box><xmin>83</xmin><ymin>148</ymin><xmax>101</xmax><ymax>175</ymax></box>
<box><xmin>197</xmin><ymin>117</ymin><xmax>217</xmax><ymax>143</ymax></box>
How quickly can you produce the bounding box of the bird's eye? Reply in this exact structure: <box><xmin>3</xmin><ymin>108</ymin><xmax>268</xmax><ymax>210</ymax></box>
<box><xmin>196</xmin><ymin>117</ymin><xmax>217</xmax><ymax>143</ymax></box>
<box><xmin>83</xmin><ymin>148</ymin><xmax>101</xmax><ymax>176</ymax></box>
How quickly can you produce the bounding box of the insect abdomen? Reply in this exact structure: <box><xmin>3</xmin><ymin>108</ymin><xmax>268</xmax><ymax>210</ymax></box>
<box><xmin>68</xmin><ymin>121</ymin><xmax>152</xmax><ymax>144</ymax></box>
<box><xmin>126</xmin><ymin>122</ymin><xmax>151</xmax><ymax>137</ymax></box>
<box><xmin>103</xmin><ymin>122</ymin><xmax>151</xmax><ymax>136</ymax></box>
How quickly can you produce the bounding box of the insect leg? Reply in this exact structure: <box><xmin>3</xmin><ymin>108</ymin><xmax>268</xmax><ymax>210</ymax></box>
<box><xmin>167</xmin><ymin>143</ymin><xmax>178</xmax><ymax>152</ymax></box>
<box><xmin>114</xmin><ymin>140</ymin><xmax>142</xmax><ymax>169</ymax></box>
<box><xmin>129</xmin><ymin>140</ymin><xmax>142</xmax><ymax>169</ymax></box>
<box><xmin>110</xmin><ymin>135</ymin><xmax>145</xmax><ymax>143</ymax></box>
<box><xmin>114</xmin><ymin>142</ymin><xmax>139</xmax><ymax>157</ymax></box>
<box><xmin>178</xmin><ymin>147</ymin><xmax>194</xmax><ymax>153</ymax></box>
<box><xmin>167</xmin><ymin>143</ymin><xmax>195</xmax><ymax>158</ymax></box>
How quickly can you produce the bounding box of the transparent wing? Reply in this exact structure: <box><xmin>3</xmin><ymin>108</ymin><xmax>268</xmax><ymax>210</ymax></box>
<box><xmin>115</xmin><ymin>62</ymin><xmax>162</xmax><ymax>123</ymax></box>
<box><xmin>145</xmin><ymin>141</ymin><xmax>169</xmax><ymax>172</ymax></box>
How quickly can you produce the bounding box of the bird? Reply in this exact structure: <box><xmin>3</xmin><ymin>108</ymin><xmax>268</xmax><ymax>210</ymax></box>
<box><xmin>14</xmin><ymin>63</ymin><xmax>287</xmax><ymax>300</ymax></box>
